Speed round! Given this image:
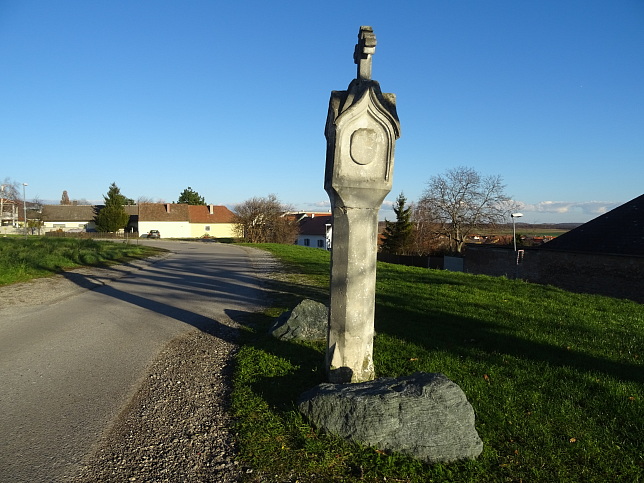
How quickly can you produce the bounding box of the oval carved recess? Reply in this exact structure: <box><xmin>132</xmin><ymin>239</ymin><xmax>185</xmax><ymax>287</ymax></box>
<box><xmin>350</xmin><ymin>128</ymin><xmax>382</xmax><ymax>166</ymax></box>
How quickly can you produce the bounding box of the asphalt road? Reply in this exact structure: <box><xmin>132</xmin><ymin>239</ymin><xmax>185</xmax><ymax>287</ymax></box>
<box><xmin>0</xmin><ymin>241</ymin><xmax>266</xmax><ymax>482</ymax></box>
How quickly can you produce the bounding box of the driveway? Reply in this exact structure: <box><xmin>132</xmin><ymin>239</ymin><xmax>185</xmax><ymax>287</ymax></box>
<box><xmin>0</xmin><ymin>241</ymin><xmax>268</xmax><ymax>482</ymax></box>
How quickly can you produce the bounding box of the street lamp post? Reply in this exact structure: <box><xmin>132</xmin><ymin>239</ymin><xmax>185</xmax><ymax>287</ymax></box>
<box><xmin>22</xmin><ymin>183</ymin><xmax>28</xmax><ymax>237</ymax></box>
<box><xmin>511</xmin><ymin>212</ymin><xmax>524</xmax><ymax>280</ymax></box>
<box><xmin>511</xmin><ymin>212</ymin><xmax>523</xmax><ymax>251</ymax></box>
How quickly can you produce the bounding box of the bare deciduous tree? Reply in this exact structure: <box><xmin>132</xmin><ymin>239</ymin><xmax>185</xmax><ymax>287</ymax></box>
<box><xmin>1</xmin><ymin>177</ymin><xmax>20</xmax><ymax>201</ymax></box>
<box><xmin>417</xmin><ymin>166</ymin><xmax>512</xmax><ymax>254</ymax></box>
<box><xmin>408</xmin><ymin>203</ymin><xmax>451</xmax><ymax>255</ymax></box>
<box><xmin>233</xmin><ymin>194</ymin><xmax>299</xmax><ymax>244</ymax></box>
<box><xmin>27</xmin><ymin>196</ymin><xmax>45</xmax><ymax>234</ymax></box>
<box><xmin>1</xmin><ymin>178</ymin><xmax>21</xmax><ymax>227</ymax></box>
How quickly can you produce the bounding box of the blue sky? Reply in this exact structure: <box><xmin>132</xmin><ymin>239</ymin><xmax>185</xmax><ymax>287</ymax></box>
<box><xmin>1</xmin><ymin>1</ymin><xmax>642</xmax><ymax>223</ymax></box>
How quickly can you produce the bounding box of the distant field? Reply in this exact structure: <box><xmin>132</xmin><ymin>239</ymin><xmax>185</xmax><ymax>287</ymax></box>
<box><xmin>477</xmin><ymin>227</ymin><xmax>570</xmax><ymax>237</ymax></box>
<box><xmin>523</xmin><ymin>229</ymin><xmax>570</xmax><ymax>237</ymax></box>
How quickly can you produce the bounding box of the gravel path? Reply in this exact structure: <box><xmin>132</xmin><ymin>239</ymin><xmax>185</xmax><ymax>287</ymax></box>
<box><xmin>71</xmin><ymin>328</ymin><xmax>244</xmax><ymax>482</ymax></box>
<box><xmin>2</xmin><ymin>246</ymin><xmax>280</xmax><ymax>482</ymax></box>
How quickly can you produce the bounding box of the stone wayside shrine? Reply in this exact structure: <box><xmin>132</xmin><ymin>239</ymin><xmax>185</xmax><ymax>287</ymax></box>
<box><xmin>323</xmin><ymin>25</ymin><xmax>400</xmax><ymax>384</ymax></box>
<box><xmin>297</xmin><ymin>26</ymin><xmax>483</xmax><ymax>464</ymax></box>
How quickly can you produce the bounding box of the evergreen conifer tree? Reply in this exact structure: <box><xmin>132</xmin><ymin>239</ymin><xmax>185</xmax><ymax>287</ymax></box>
<box><xmin>177</xmin><ymin>187</ymin><xmax>206</xmax><ymax>205</ymax></box>
<box><xmin>95</xmin><ymin>182</ymin><xmax>130</xmax><ymax>232</ymax></box>
<box><xmin>381</xmin><ymin>192</ymin><xmax>414</xmax><ymax>255</ymax></box>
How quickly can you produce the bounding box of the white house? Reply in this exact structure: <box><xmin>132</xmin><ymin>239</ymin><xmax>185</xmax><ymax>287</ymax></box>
<box><xmin>136</xmin><ymin>203</ymin><xmax>236</xmax><ymax>238</ymax></box>
<box><xmin>38</xmin><ymin>203</ymin><xmax>237</xmax><ymax>238</ymax></box>
<box><xmin>41</xmin><ymin>205</ymin><xmax>98</xmax><ymax>232</ymax></box>
<box><xmin>295</xmin><ymin>214</ymin><xmax>333</xmax><ymax>250</ymax></box>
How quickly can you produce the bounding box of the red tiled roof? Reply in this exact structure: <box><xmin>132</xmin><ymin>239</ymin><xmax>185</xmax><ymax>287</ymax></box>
<box><xmin>139</xmin><ymin>203</ymin><xmax>189</xmax><ymax>222</ymax></box>
<box><xmin>37</xmin><ymin>203</ymin><xmax>236</xmax><ymax>224</ymax></box>
<box><xmin>188</xmin><ymin>205</ymin><xmax>235</xmax><ymax>223</ymax></box>
<box><xmin>295</xmin><ymin>212</ymin><xmax>332</xmax><ymax>218</ymax></box>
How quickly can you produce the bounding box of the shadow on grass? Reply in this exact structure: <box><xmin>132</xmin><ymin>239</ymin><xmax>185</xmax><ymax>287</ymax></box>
<box><xmin>230</xmin><ymin>307</ymin><xmax>327</xmax><ymax>404</ymax></box>
<box><xmin>375</xmin><ymin>289</ymin><xmax>643</xmax><ymax>385</ymax></box>
<box><xmin>237</xmin><ymin>266</ymin><xmax>643</xmax><ymax>387</ymax></box>
<box><xmin>224</xmin><ymin>247</ymin><xmax>644</xmax><ymax>481</ymax></box>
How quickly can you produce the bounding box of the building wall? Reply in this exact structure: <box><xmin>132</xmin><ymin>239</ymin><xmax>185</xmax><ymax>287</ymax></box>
<box><xmin>138</xmin><ymin>221</ymin><xmax>191</xmax><ymax>238</ymax></box>
<box><xmin>0</xmin><ymin>203</ymin><xmax>19</xmax><ymax>226</ymax></box>
<box><xmin>189</xmin><ymin>223</ymin><xmax>237</xmax><ymax>238</ymax></box>
<box><xmin>296</xmin><ymin>234</ymin><xmax>327</xmax><ymax>249</ymax></box>
<box><xmin>464</xmin><ymin>245</ymin><xmax>644</xmax><ymax>303</ymax></box>
<box><xmin>0</xmin><ymin>225</ymin><xmax>20</xmax><ymax>235</ymax></box>
<box><xmin>43</xmin><ymin>221</ymin><xmax>96</xmax><ymax>232</ymax></box>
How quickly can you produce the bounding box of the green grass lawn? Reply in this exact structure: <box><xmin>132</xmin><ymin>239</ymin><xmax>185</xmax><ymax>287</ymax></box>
<box><xmin>0</xmin><ymin>237</ymin><xmax>165</xmax><ymax>285</ymax></box>
<box><xmin>232</xmin><ymin>244</ymin><xmax>643</xmax><ymax>482</ymax></box>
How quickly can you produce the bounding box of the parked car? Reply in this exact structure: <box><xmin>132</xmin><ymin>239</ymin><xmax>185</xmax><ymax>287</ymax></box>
<box><xmin>147</xmin><ymin>230</ymin><xmax>161</xmax><ymax>239</ymax></box>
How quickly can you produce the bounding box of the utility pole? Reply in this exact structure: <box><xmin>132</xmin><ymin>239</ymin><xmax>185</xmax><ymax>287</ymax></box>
<box><xmin>22</xmin><ymin>183</ymin><xmax>28</xmax><ymax>238</ymax></box>
<box><xmin>0</xmin><ymin>185</ymin><xmax>5</xmax><ymax>232</ymax></box>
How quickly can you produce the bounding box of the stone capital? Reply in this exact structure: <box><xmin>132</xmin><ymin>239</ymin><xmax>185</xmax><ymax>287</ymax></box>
<box><xmin>324</xmin><ymin>80</ymin><xmax>400</xmax><ymax>209</ymax></box>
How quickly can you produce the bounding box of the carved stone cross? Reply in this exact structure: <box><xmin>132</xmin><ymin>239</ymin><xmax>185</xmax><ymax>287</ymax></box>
<box><xmin>354</xmin><ymin>26</ymin><xmax>377</xmax><ymax>80</ymax></box>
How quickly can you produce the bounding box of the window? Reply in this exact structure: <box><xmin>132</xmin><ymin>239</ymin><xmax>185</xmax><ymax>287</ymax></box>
<box><xmin>304</xmin><ymin>238</ymin><xmax>310</xmax><ymax>246</ymax></box>
<box><xmin>205</xmin><ymin>226</ymin><xmax>210</xmax><ymax>231</ymax></box>
<box><xmin>317</xmin><ymin>239</ymin><xmax>324</xmax><ymax>248</ymax></box>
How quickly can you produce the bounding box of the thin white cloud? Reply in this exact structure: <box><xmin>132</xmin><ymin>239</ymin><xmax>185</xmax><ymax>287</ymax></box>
<box><xmin>514</xmin><ymin>200</ymin><xmax>622</xmax><ymax>215</ymax></box>
<box><xmin>300</xmin><ymin>199</ymin><xmax>623</xmax><ymax>224</ymax></box>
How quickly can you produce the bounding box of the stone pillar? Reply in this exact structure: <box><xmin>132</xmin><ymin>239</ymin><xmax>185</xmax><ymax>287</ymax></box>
<box><xmin>324</xmin><ymin>26</ymin><xmax>400</xmax><ymax>383</ymax></box>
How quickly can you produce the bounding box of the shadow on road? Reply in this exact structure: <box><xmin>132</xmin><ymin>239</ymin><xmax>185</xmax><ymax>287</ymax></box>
<box><xmin>60</xmin><ymin>248</ymin><xmax>268</xmax><ymax>344</ymax></box>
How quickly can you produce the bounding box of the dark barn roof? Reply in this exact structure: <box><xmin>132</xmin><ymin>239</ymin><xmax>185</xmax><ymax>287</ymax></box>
<box><xmin>299</xmin><ymin>215</ymin><xmax>332</xmax><ymax>236</ymax></box>
<box><xmin>41</xmin><ymin>205</ymin><xmax>97</xmax><ymax>222</ymax></box>
<box><xmin>540</xmin><ymin>194</ymin><xmax>644</xmax><ymax>256</ymax></box>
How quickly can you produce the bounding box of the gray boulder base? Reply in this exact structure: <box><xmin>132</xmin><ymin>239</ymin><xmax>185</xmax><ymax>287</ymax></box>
<box><xmin>269</xmin><ymin>299</ymin><xmax>328</xmax><ymax>341</ymax></box>
<box><xmin>298</xmin><ymin>372</ymin><xmax>483</xmax><ymax>464</ymax></box>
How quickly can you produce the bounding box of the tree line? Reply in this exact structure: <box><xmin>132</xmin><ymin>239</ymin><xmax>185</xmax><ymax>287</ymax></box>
<box><xmin>381</xmin><ymin>166</ymin><xmax>515</xmax><ymax>255</ymax></box>
<box><xmin>86</xmin><ymin>182</ymin><xmax>299</xmax><ymax>241</ymax></box>
<box><xmin>7</xmin><ymin>165</ymin><xmax>515</xmax><ymax>251</ymax></box>
<box><xmin>233</xmin><ymin>166</ymin><xmax>515</xmax><ymax>252</ymax></box>
<box><xmin>92</xmin><ymin>183</ymin><xmax>211</xmax><ymax>232</ymax></box>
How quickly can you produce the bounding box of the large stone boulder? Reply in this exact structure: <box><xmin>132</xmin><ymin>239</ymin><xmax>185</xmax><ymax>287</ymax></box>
<box><xmin>298</xmin><ymin>372</ymin><xmax>483</xmax><ymax>464</ymax></box>
<box><xmin>269</xmin><ymin>299</ymin><xmax>328</xmax><ymax>341</ymax></box>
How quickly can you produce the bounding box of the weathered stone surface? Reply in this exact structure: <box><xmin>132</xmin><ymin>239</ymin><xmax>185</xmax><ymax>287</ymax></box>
<box><xmin>323</xmin><ymin>26</ymin><xmax>401</xmax><ymax>383</ymax></box>
<box><xmin>269</xmin><ymin>299</ymin><xmax>328</xmax><ymax>341</ymax></box>
<box><xmin>298</xmin><ymin>372</ymin><xmax>483</xmax><ymax>464</ymax></box>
